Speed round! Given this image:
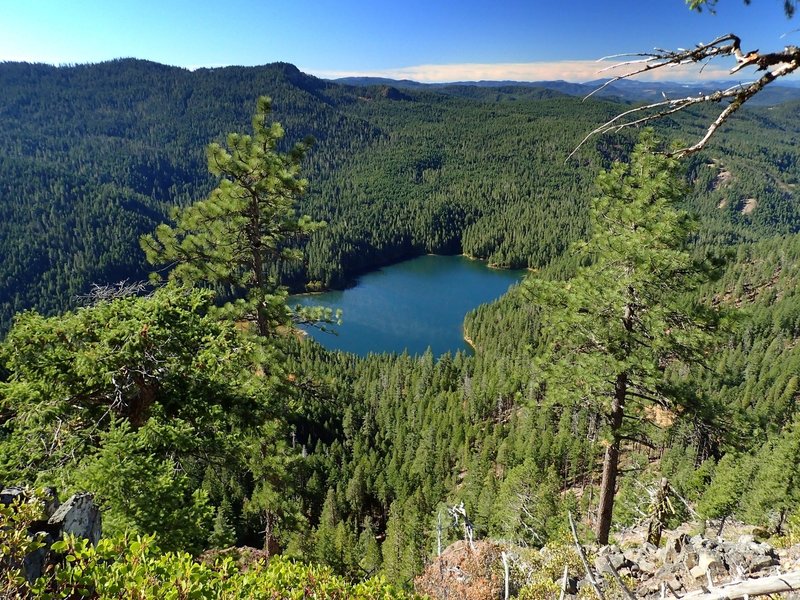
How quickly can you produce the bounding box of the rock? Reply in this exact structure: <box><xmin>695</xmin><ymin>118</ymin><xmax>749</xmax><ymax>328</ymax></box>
<box><xmin>642</xmin><ymin>542</ymin><xmax>658</xmax><ymax>554</ymax></box>
<box><xmin>683</xmin><ymin>548</ymin><xmax>699</xmax><ymax>570</ymax></box>
<box><xmin>41</xmin><ymin>486</ymin><xmax>60</xmax><ymax>519</ymax></box>
<box><xmin>22</xmin><ymin>532</ymin><xmax>54</xmax><ymax>582</ymax></box>
<box><xmin>637</xmin><ymin>558</ymin><xmax>659</xmax><ymax>574</ymax></box>
<box><xmin>689</xmin><ymin>550</ymin><xmax>726</xmax><ymax>582</ymax></box>
<box><xmin>48</xmin><ymin>493</ymin><xmax>101</xmax><ymax>545</ymax></box>
<box><xmin>750</xmin><ymin>541</ymin><xmax>774</xmax><ymax>555</ymax></box>
<box><xmin>660</xmin><ymin>533</ymin><xmax>690</xmax><ymax>564</ymax></box>
<box><xmin>737</xmin><ymin>534</ymin><xmax>756</xmax><ymax>546</ymax></box>
<box><xmin>749</xmin><ymin>553</ymin><xmax>777</xmax><ymax>572</ymax></box>
<box><xmin>655</xmin><ymin>563</ymin><xmax>680</xmax><ymax>580</ymax></box>
<box><xmin>594</xmin><ymin>546</ymin><xmax>628</xmax><ymax>574</ymax></box>
<box><xmin>1</xmin><ymin>486</ymin><xmax>26</xmax><ymax>505</ymax></box>
<box><xmin>557</xmin><ymin>574</ymin><xmax>579</xmax><ymax>595</ymax></box>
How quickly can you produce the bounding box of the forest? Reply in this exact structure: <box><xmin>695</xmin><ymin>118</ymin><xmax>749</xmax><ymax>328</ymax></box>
<box><xmin>2</xmin><ymin>55</ymin><xmax>800</xmax><ymax>598</ymax></box>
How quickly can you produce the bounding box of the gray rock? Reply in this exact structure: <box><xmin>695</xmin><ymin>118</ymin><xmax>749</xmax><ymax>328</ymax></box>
<box><xmin>48</xmin><ymin>492</ymin><xmax>101</xmax><ymax>545</ymax></box>
<box><xmin>749</xmin><ymin>553</ymin><xmax>777</xmax><ymax>572</ymax></box>
<box><xmin>655</xmin><ymin>562</ymin><xmax>680</xmax><ymax>580</ymax></box>
<box><xmin>750</xmin><ymin>541</ymin><xmax>774</xmax><ymax>555</ymax></box>
<box><xmin>638</xmin><ymin>558</ymin><xmax>659</xmax><ymax>574</ymax></box>
<box><xmin>41</xmin><ymin>486</ymin><xmax>60</xmax><ymax>519</ymax></box>
<box><xmin>22</xmin><ymin>532</ymin><xmax>54</xmax><ymax>582</ymax></box>
<box><xmin>737</xmin><ymin>534</ymin><xmax>756</xmax><ymax>546</ymax></box>
<box><xmin>689</xmin><ymin>550</ymin><xmax>728</xmax><ymax>580</ymax></box>
<box><xmin>661</xmin><ymin>533</ymin><xmax>690</xmax><ymax>564</ymax></box>
<box><xmin>595</xmin><ymin>549</ymin><xmax>628</xmax><ymax>574</ymax></box>
<box><xmin>1</xmin><ymin>486</ymin><xmax>26</xmax><ymax>506</ymax></box>
<box><xmin>557</xmin><ymin>574</ymin><xmax>579</xmax><ymax>595</ymax></box>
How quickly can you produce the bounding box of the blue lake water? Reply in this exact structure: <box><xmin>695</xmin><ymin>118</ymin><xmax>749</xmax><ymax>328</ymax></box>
<box><xmin>292</xmin><ymin>255</ymin><xmax>525</xmax><ymax>356</ymax></box>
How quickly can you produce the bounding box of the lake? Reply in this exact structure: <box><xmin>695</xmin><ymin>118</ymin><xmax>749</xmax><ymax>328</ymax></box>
<box><xmin>292</xmin><ymin>255</ymin><xmax>525</xmax><ymax>356</ymax></box>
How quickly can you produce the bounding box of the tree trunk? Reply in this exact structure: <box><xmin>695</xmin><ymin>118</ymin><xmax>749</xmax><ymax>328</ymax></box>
<box><xmin>247</xmin><ymin>191</ymin><xmax>270</xmax><ymax>338</ymax></box>
<box><xmin>596</xmin><ymin>371</ymin><xmax>626</xmax><ymax>544</ymax></box>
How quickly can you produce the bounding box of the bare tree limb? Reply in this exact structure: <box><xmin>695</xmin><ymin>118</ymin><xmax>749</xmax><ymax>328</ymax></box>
<box><xmin>569</xmin><ymin>34</ymin><xmax>800</xmax><ymax>160</ymax></box>
<box><xmin>679</xmin><ymin>569</ymin><xmax>800</xmax><ymax>599</ymax></box>
<box><xmin>569</xmin><ymin>511</ymin><xmax>605</xmax><ymax>600</ymax></box>
<box><xmin>77</xmin><ymin>280</ymin><xmax>151</xmax><ymax>305</ymax></box>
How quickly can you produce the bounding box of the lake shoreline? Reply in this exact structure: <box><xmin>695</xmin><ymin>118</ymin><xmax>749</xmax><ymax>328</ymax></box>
<box><xmin>463</xmin><ymin>330</ymin><xmax>477</xmax><ymax>352</ymax></box>
<box><xmin>292</xmin><ymin>252</ymin><xmax>524</xmax><ymax>297</ymax></box>
<box><xmin>292</xmin><ymin>255</ymin><xmax>524</xmax><ymax>356</ymax></box>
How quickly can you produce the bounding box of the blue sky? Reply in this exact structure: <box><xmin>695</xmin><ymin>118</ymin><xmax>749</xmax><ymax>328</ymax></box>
<box><xmin>0</xmin><ymin>0</ymin><xmax>795</xmax><ymax>82</ymax></box>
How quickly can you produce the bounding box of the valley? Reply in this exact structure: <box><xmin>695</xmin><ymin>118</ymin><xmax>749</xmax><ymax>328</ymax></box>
<box><xmin>2</xmin><ymin>57</ymin><xmax>800</xmax><ymax>598</ymax></box>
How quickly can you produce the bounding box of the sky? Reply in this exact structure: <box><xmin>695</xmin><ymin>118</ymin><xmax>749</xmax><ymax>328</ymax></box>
<box><xmin>0</xmin><ymin>0</ymin><xmax>797</xmax><ymax>83</ymax></box>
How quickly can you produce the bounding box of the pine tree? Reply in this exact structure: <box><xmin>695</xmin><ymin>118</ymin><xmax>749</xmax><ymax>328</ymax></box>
<box><xmin>209</xmin><ymin>497</ymin><xmax>237</xmax><ymax>548</ymax></box>
<box><xmin>698</xmin><ymin>453</ymin><xmax>751</xmax><ymax>533</ymax></box>
<box><xmin>526</xmin><ymin>131</ymin><xmax>723</xmax><ymax>543</ymax></box>
<box><xmin>141</xmin><ymin>96</ymin><xmax>323</xmax><ymax>337</ymax></box>
<box><xmin>741</xmin><ymin>420</ymin><xmax>800</xmax><ymax>533</ymax></box>
<box><xmin>358</xmin><ymin>517</ymin><xmax>383</xmax><ymax>576</ymax></box>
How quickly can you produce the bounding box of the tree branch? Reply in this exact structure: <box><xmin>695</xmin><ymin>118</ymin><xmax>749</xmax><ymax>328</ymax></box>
<box><xmin>569</xmin><ymin>35</ymin><xmax>800</xmax><ymax>160</ymax></box>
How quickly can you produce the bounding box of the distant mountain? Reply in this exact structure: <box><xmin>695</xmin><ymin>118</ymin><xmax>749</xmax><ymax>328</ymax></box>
<box><xmin>333</xmin><ymin>75</ymin><xmax>800</xmax><ymax>106</ymax></box>
<box><xmin>3</xmin><ymin>58</ymin><xmax>800</xmax><ymax>332</ymax></box>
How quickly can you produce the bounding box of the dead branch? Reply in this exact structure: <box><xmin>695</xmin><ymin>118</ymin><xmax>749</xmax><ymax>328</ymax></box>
<box><xmin>77</xmin><ymin>280</ymin><xmax>150</xmax><ymax>305</ymax></box>
<box><xmin>679</xmin><ymin>569</ymin><xmax>800</xmax><ymax>599</ymax></box>
<box><xmin>568</xmin><ymin>511</ymin><xmax>605</xmax><ymax>600</ymax></box>
<box><xmin>569</xmin><ymin>34</ymin><xmax>800</xmax><ymax>160</ymax></box>
<box><xmin>604</xmin><ymin>557</ymin><xmax>636</xmax><ymax>600</ymax></box>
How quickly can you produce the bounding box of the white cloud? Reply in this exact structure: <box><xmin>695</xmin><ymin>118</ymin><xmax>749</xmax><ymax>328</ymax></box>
<box><xmin>306</xmin><ymin>59</ymin><xmax>743</xmax><ymax>84</ymax></box>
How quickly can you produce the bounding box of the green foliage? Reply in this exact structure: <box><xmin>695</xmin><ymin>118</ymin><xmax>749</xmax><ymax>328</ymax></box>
<box><xmin>0</xmin><ymin>491</ymin><xmax>47</xmax><ymax>598</ymax></box>
<box><xmin>490</xmin><ymin>463</ymin><xmax>571</xmax><ymax>547</ymax></box>
<box><xmin>3</xmin><ymin>60</ymin><xmax>800</xmax><ymax>336</ymax></box>
<box><xmin>528</xmin><ymin>132</ymin><xmax>721</xmax><ymax>417</ymax></box>
<box><xmin>5</xmin><ymin>58</ymin><xmax>800</xmax><ymax>591</ymax></box>
<box><xmin>141</xmin><ymin>96</ymin><xmax>324</xmax><ymax>337</ymax></box>
<box><xmin>699</xmin><ymin>418</ymin><xmax>800</xmax><ymax>532</ymax></box>
<box><xmin>0</xmin><ymin>285</ymin><xmax>263</xmax><ymax>483</ymax></box>
<box><xmin>516</xmin><ymin>543</ymin><xmax>583</xmax><ymax>600</ymax></box>
<box><xmin>209</xmin><ymin>498</ymin><xmax>237</xmax><ymax>549</ymax></box>
<box><xmin>697</xmin><ymin>453</ymin><xmax>750</xmax><ymax>522</ymax></box>
<box><xmin>75</xmin><ymin>420</ymin><xmax>214</xmax><ymax>553</ymax></box>
<box><xmin>23</xmin><ymin>533</ymin><xmax>420</xmax><ymax>599</ymax></box>
<box><xmin>0</xmin><ymin>285</ymin><xmax>311</xmax><ymax>556</ymax></box>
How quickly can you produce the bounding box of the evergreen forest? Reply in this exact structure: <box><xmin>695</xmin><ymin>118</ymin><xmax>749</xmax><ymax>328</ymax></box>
<box><xmin>2</xmin><ymin>58</ymin><xmax>800</xmax><ymax>597</ymax></box>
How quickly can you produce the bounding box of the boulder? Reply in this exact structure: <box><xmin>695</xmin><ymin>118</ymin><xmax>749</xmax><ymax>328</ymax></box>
<box><xmin>1</xmin><ymin>486</ymin><xmax>26</xmax><ymax>505</ymax></box>
<box><xmin>48</xmin><ymin>493</ymin><xmax>101</xmax><ymax>545</ymax></box>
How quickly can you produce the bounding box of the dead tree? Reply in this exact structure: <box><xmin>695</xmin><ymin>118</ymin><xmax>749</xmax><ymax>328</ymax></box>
<box><xmin>570</xmin><ymin>33</ymin><xmax>800</xmax><ymax>160</ymax></box>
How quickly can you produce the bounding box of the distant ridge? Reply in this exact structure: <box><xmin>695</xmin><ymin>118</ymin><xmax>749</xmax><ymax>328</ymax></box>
<box><xmin>333</xmin><ymin>75</ymin><xmax>800</xmax><ymax>106</ymax></box>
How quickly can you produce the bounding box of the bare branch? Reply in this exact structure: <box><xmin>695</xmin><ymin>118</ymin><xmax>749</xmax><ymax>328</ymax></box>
<box><xmin>77</xmin><ymin>280</ymin><xmax>151</xmax><ymax>305</ymax></box>
<box><xmin>570</xmin><ymin>34</ymin><xmax>800</xmax><ymax>160</ymax></box>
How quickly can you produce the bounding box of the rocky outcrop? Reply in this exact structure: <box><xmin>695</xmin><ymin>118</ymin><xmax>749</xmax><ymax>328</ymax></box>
<box><xmin>47</xmin><ymin>493</ymin><xmax>101</xmax><ymax>546</ymax></box>
<box><xmin>1</xmin><ymin>487</ymin><xmax>101</xmax><ymax>582</ymax></box>
<box><xmin>594</xmin><ymin>532</ymin><xmax>781</xmax><ymax>598</ymax></box>
<box><xmin>415</xmin><ymin>532</ymin><xmax>797</xmax><ymax>599</ymax></box>
<box><xmin>415</xmin><ymin>540</ymin><xmax>506</xmax><ymax>600</ymax></box>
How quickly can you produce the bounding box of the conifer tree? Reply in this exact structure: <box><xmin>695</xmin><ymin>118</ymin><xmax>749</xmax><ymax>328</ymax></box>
<box><xmin>141</xmin><ymin>96</ymin><xmax>323</xmax><ymax>337</ymax></box>
<box><xmin>209</xmin><ymin>497</ymin><xmax>237</xmax><ymax>548</ymax></box>
<box><xmin>526</xmin><ymin>131</ymin><xmax>723</xmax><ymax>544</ymax></box>
<box><xmin>358</xmin><ymin>517</ymin><xmax>383</xmax><ymax>575</ymax></box>
<box><xmin>740</xmin><ymin>420</ymin><xmax>800</xmax><ymax>532</ymax></box>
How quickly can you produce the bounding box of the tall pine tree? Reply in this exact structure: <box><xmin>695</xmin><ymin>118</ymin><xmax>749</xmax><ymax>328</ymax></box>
<box><xmin>526</xmin><ymin>131</ymin><xmax>723</xmax><ymax>543</ymax></box>
<box><xmin>141</xmin><ymin>96</ymin><xmax>323</xmax><ymax>337</ymax></box>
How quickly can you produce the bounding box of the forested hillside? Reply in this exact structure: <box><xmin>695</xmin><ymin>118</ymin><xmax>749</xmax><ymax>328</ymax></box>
<box><xmin>4</xmin><ymin>60</ymin><xmax>800</xmax><ymax>331</ymax></box>
<box><xmin>3</xmin><ymin>59</ymin><xmax>800</xmax><ymax>598</ymax></box>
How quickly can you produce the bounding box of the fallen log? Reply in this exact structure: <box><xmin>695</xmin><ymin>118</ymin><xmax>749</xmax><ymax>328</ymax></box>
<box><xmin>679</xmin><ymin>570</ymin><xmax>800</xmax><ymax>599</ymax></box>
